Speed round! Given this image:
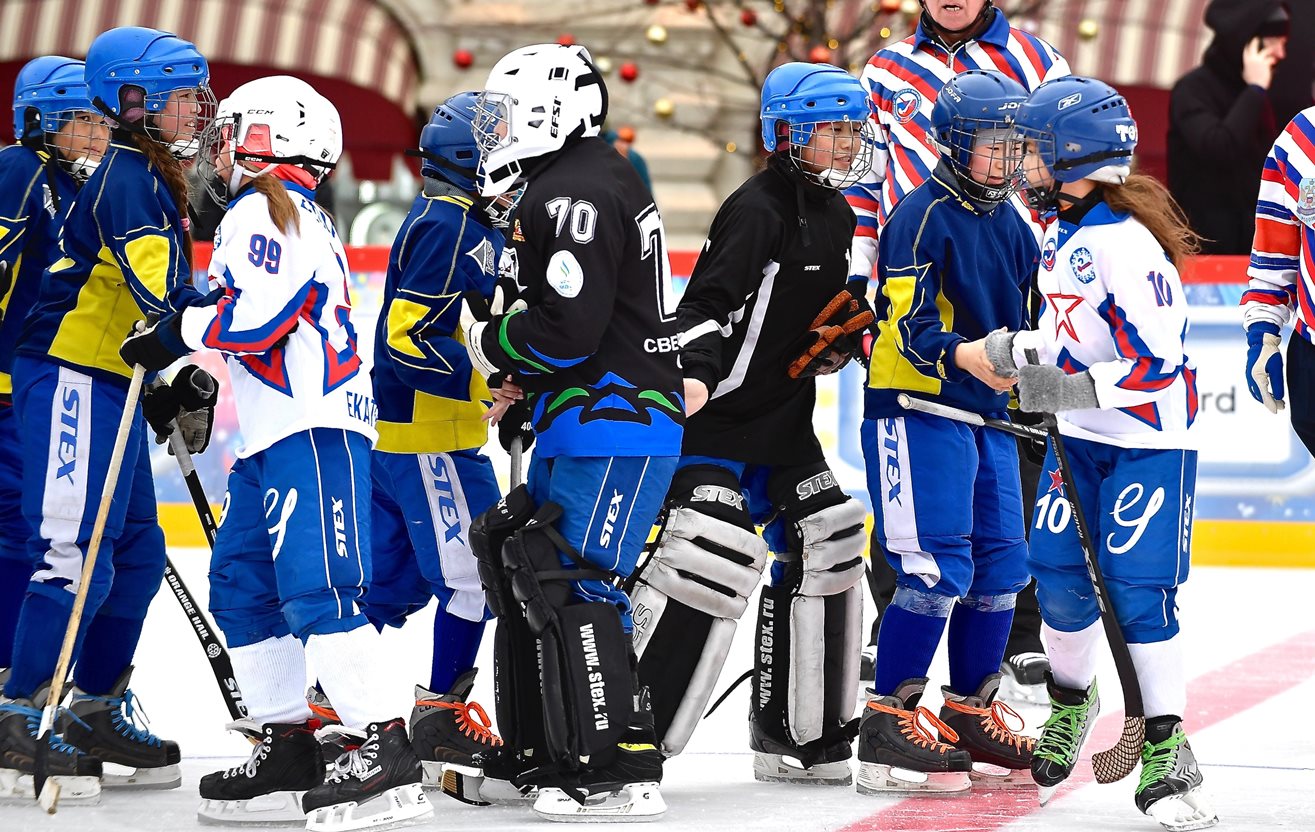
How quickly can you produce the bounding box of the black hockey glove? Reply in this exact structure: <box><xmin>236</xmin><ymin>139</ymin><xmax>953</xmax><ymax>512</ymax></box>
<box><xmin>141</xmin><ymin>365</ymin><xmax>219</xmax><ymax>454</ymax></box>
<box><xmin>786</xmin><ymin>281</ymin><xmax>876</xmax><ymax>379</ymax></box>
<box><xmin>120</xmin><ymin>312</ymin><xmax>191</xmax><ymax>372</ymax></box>
<box><xmin>498</xmin><ymin>396</ymin><xmax>535</xmax><ymax>454</ymax></box>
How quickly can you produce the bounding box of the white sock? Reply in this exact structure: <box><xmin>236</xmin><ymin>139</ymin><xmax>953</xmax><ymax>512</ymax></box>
<box><xmin>229</xmin><ymin>634</ymin><xmax>314</xmax><ymax>725</ymax></box>
<box><xmin>1129</xmin><ymin>637</ymin><xmax>1187</xmax><ymax>719</ymax></box>
<box><xmin>1043</xmin><ymin>621</ymin><xmax>1102</xmax><ymax>692</ymax></box>
<box><xmin>305</xmin><ymin>625</ymin><xmax>408</xmax><ymax>730</ymax></box>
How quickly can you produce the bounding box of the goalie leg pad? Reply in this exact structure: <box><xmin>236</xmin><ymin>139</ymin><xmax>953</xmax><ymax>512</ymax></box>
<box><xmin>631</xmin><ymin>465</ymin><xmax>769</xmax><ymax>756</ymax></box>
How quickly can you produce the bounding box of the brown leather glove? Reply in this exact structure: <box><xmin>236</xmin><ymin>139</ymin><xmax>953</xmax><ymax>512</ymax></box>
<box><xmin>786</xmin><ymin>286</ymin><xmax>876</xmax><ymax>379</ymax></box>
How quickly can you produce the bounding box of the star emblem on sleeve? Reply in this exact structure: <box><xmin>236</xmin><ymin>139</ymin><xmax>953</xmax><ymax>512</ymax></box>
<box><xmin>1047</xmin><ymin>293</ymin><xmax>1085</xmax><ymax>342</ymax></box>
<box><xmin>1046</xmin><ymin>467</ymin><xmax>1066</xmax><ymax>495</ymax></box>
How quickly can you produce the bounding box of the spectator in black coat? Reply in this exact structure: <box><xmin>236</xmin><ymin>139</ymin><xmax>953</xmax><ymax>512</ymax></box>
<box><xmin>1168</xmin><ymin>0</ymin><xmax>1289</xmax><ymax>254</ymax></box>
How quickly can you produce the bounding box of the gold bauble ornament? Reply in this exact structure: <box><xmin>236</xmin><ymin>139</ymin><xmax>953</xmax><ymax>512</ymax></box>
<box><xmin>595</xmin><ymin>55</ymin><xmax>614</xmax><ymax>74</ymax></box>
<box><xmin>1077</xmin><ymin>19</ymin><xmax>1098</xmax><ymax>41</ymax></box>
<box><xmin>646</xmin><ymin>24</ymin><xmax>669</xmax><ymax>45</ymax></box>
<box><xmin>654</xmin><ymin>97</ymin><xmax>675</xmax><ymax>119</ymax></box>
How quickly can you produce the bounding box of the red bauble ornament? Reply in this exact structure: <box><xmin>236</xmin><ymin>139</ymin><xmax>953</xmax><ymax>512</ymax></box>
<box><xmin>740</xmin><ymin>8</ymin><xmax>757</xmax><ymax>26</ymax></box>
<box><xmin>557</xmin><ymin>33</ymin><xmax>576</xmax><ymax>46</ymax></box>
<box><xmin>684</xmin><ymin>0</ymin><xmax>701</xmax><ymax>10</ymax></box>
<box><xmin>619</xmin><ymin>62</ymin><xmax>640</xmax><ymax>82</ymax></box>
<box><xmin>808</xmin><ymin>45</ymin><xmax>833</xmax><ymax>64</ymax></box>
<box><xmin>643</xmin><ymin>0</ymin><xmax>660</xmax><ymax>5</ymax></box>
<box><xmin>453</xmin><ymin>49</ymin><xmax>474</xmax><ymax>69</ymax></box>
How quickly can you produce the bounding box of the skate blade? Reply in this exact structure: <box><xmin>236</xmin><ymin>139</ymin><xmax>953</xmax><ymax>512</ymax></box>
<box><xmin>856</xmin><ymin>763</ymin><xmax>971</xmax><ymax>796</ymax></box>
<box><xmin>305</xmin><ymin>783</ymin><xmax>433</xmax><ymax>832</ymax></box>
<box><xmin>197</xmin><ymin>791</ymin><xmax>309</xmax><ymax>826</ymax></box>
<box><xmin>533</xmin><ymin>783</ymin><xmax>666</xmax><ymax>823</ymax></box>
<box><xmin>1146</xmin><ymin>788</ymin><xmax>1220</xmax><ymax>831</ymax></box>
<box><xmin>0</xmin><ymin>771</ymin><xmax>101</xmax><ymax>806</ymax></box>
<box><xmin>1037</xmin><ymin>783</ymin><xmax>1059</xmax><ymax>806</ymax></box>
<box><xmin>997</xmin><ymin>675</ymin><xmax>1048</xmax><ymax>706</ymax></box>
<box><xmin>752</xmin><ymin>753</ymin><xmax>852</xmax><ymax>786</ymax></box>
<box><xmin>437</xmin><ymin>764</ymin><xmax>533</xmax><ymax>806</ymax></box>
<box><xmin>969</xmin><ymin>764</ymin><xmax>1036</xmax><ymax>790</ymax></box>
<box><xmin>102</xmin><ymin>761</ymin><xmax>182</xmax><ymax>790</ymax></box>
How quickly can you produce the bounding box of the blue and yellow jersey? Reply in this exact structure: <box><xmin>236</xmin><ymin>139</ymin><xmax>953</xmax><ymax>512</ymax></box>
<box><xmin>866</xmin><ymin>161</ymin><xmax>1037</xmax><ymax>418</ymax></box>
<box><xmin>372</xmin><ymin>184</ymin><xmax>501</xmax><ymax>454</ymax></box>
<box><xmin>17</xmin><ymin>141</ymin><xmax>202</xmax><ymax>383</ymax></box>
<box><xmin>0</xmin><ymin>145</ymin><xmax>77</xmax><ymax>399</ymax></box>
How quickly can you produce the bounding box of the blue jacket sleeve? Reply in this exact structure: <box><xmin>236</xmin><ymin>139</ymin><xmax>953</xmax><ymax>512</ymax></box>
<box><xmin>382</xmin><ymin>202</ymin><xmax>501</xmax><ymax>399</ymax></box>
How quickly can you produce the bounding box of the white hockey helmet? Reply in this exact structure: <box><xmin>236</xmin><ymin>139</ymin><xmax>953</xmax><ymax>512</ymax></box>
<box><xmin>473</xmin><ymin>43</ymin><xmax>608</xmax><ymax>197</ymax></box>
<box><xmin>197</xmin><ymin>75</ymin><xmax>342</xmax><ymax>205</ymax></box>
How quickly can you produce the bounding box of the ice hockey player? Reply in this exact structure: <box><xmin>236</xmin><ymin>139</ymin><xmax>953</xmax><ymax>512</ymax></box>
<box><xmin>991</xmin><ymin>75</ymin><xmax>1217</xmax><ymax>832</ymax></box>
<box><xmin>856</xmin><ymin>70</ymin><xmax>1037</xmax><ymax>796</ymax></box>
<box><xmin>0</xmin><ymin>57</ymin><xmax>108</xmax><ymax>679</ymax></box>
<box><xmin>365</xmin><ymin>92</ymin><xmax>505</xmax><ymax>787</ymax></box>
<box><xmin>1243</xmin><ymin>72</ymin><xmax>1315</xmax><ymax>458</ymax></box>
<box><xmin>461</xmin><ymin>42</ymin><xmax>684</xmax><ymax>821</ymax></box>
<box><xmin>119</xmin><ymin>76</ymin><xmax>430</xmax><ymax>830</ymax></box>
<box><xmin>846</xmin><ymin>0</ymin><xmax>1070</xmax><ymax>703</ymax></box>
<box><xmin>0</xmin><ymin>26</ymin><xmax>215</xmax><ymax>802</ymax></box>
<box><xmin>628</xmin><ymin>62</ymin><xmax>872</xmax><ymax>787</ymax></box>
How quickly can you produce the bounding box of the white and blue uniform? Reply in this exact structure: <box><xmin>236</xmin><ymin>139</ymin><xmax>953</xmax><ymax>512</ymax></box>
<box><xmin>174</xmin><ymin>182</ymin><xmax>378</xmax><ymax>647</ymax></box>
<box><xmin>1012</xmin><ymin>198</ymin><xmax>1198</xmax><ymax>644</ymax></box>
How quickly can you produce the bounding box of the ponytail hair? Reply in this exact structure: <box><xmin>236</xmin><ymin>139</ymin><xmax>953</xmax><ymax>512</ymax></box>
<box><xmin>251</xmin><ymin>173</ymin><xmax>301</xmax><ymax>235</ymax></box>
<box><xmin>131</xmin><ymin>131</ymin><xmax>194</xmax><ymax>269</ymax></box>
<box><xmin>1100</xmin><ymin>173</ymin><xmax>1201</xmax><ymax>271</ymax></box>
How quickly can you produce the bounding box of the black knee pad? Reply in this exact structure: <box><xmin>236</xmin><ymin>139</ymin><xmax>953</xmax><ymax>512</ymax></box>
<box><xmin>470</xmin><ymin>484</ymin><xmax>537</xmax><ymax>618</ymax></box>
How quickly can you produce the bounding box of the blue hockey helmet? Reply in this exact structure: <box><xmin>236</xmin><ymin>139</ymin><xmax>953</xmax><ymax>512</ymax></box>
<box><xmin>1014</xmin><ymin>75</ymin><xmax>1136</xmax><ymax>189</ymax></box>
<box><xmin>12</xmin><ymin>56</ymin><xmax>92</xmax><ymax>141</ymax></box>
<box><xmin>930</xmin><ymin>69</ymin><xmax>1028</xmax><ymax>206</ymax></box>
<box><xmin>415</xmin><ymin>92</ymin><xmax>482</xmax><ymax>193</ymax></box>
<box><xmin>761</xmin><ymin>62</ymin><xmax>875</xmax><ymax>188</ymax></box>
<box><xmin>85</xmin><ymin>26</ymin><xmax>215</xmax><ymax>157</ymax></box>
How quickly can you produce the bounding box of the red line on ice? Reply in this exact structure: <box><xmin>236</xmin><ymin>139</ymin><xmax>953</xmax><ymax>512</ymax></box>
<box><xmin>840</xmin><ymin>629</ymin><xmax>1315</xmax><ymax>832</ymax></box>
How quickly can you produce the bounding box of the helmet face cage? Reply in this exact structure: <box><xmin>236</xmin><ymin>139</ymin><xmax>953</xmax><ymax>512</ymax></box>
<box><xmin>473</xmin><ymin>92</ymin><xmax>514</xmax><ymax>156</ymax></box>
<box><xmin>1012</xmin><ymin>123</ymin><xmax>1061</xmax><ymax>210</ymax></box>
<box><xmin>45</xmin><ymin>108</ymin><xmax>111</xmax><ymax>181</ymax></box>
<box><xmin>195</xmin><ymin>111</ymin><xmax>240</xmax><ymax>205</ymax></box>
<box><xmin>117</xmin><ymin>83</ymin><xmax>217</xmax><ymax>160</ymax></box>
<box><xmin>939</xmin><ymin>117</ymin><xmax>1025</xmax><ymax>206</ymax></box>
<box><xmin>784</xmin><ymin>117</ymin><xmax>877</xmax><ymax>190</ymax></box>
<box><xmin>486</xmin><ymin>185</ymin><xmax>524</xmax><ymax>228</ymax></box>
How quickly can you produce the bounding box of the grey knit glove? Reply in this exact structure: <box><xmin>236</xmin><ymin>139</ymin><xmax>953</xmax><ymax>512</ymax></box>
<box><xmin>1018</xmin><ymin>364</ymin><xmax>1099</xmax><ymax>413</ymax></box>
<box><xmin>984</xmin><ymin>328</ymin><xmax>1018</xmax><ymax>376</ymax></box>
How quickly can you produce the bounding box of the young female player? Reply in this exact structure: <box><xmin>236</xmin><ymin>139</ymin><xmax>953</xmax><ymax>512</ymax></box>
<box><xmin>990</xmin><ymin>76</ymin><xmax>1216</xmax><ymax>831</ymax></box>
<box><xmin>0</xmin><ymin>27</ymin><xmax>212</xmax><ymax>799</ymax></box>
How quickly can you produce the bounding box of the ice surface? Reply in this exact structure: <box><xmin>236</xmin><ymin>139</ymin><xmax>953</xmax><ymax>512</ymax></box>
<box><xmin>2</xmin><ymin>557</ymin><xmax>1312</xmax><ymax>831</ymax></box>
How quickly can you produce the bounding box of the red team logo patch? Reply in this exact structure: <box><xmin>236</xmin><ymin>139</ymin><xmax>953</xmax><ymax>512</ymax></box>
<box><xmin>892</xmin><ymin>88</ymin><xmax>921</xmax><ymax>124</ymax></box>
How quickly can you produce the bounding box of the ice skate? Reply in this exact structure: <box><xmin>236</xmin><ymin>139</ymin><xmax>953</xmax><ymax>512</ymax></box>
<box><xmin>198</xmin><ymin>721</ymin><xmax>324</xmax><ymax>826</ymax></box>
<box><xmin>64</xmin><ymin>665</ymin><xmax>180</xmax><ymax>789</ymax></box>
<box><xmin>0</xmin><ymin>684</ymin><xmax>102</xmax><ymax>805</ymax></box>
<box><xmin>530</xmin><ymin>714</ymin><xmax>666</xmax><ymax>822</ymax></box>
<box><xmin>855</xmin><ymin>678</ymin><xmax>972</xmax><ymax>795</ymax></box>
<box><xmin>999</xmin><ymin>651</ymin><xmax>1050</xmax><ymax>706</ymax></box>
<box><xmin>1135</xmin><ymin>718</ymin><xmax>1218</xmax><ymax>831</ymax></box>
<box><xmin>409</xmin><ymin>670</ymin><xmax>503</xmax><ymax>787</ymax></box>
<box><xmin>939</xmin><ymin>673</ymin><xmax>1035</xmax><ymax>789</ymax></box>
<box><xmin>302</xmin><ymin>717</ymin><xmax>432</xmax><ymax>832</ymax></box>
<box><xmin>307</xmin><ymin>686</ymin><xmax>356</xmax><ymax>762</ymax></box>
<box><xmin>1032</xmin><ymin>674</ymin><xmax>1099</xmax><ymax>805</ymax></box>
<box><xmin>749</xmin><ymin>712</ymin><xmax>854</xmax><ymax>786</ymax></box>
<box><xmin>438</xmin><ymin>745</ymin><xmax>536</xmax><ymax>806</ymax></box>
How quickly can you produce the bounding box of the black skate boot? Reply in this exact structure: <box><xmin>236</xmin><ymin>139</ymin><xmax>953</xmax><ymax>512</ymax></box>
<box><xmin>749</xmin><ymin>709</ymin><xmax>855</xmax><ymax>786</ymax></box>
<box><xmin>439</xmin><ymin>743</ymin><xmax>536</xmax><ymax>807</ymax></box>
<box><xmin>856</xmin><ymin>677</ymin><xmax>972</xmax><ymax>795</ymax></box>
<box><xmin>939</xmin><ymin>673</ymin><xmax>1035</xmax><ymax>789</ymax></box>
<box><xmin>999</xmin><ymin>652</ymin><xmax>1051</xmax><ymax>705</ymax></box>
<box><xmin>1134</xmin><ymin>717</ymin><xmax>1218</xmax><ymax>831</ymax></box>
<box><xmin>301</xmin><ymin>717</ymin><xmax>432</xmax><ymax>831</ymax></box>
<box><xmin>64</xmin><ymin>665</ymin><xmax>180</xmax><ymax>789</ymax></box>
<box><xmin>0</xmin><ymin>683</ymin><xmax>102</xmax><ymax>804</ymax></box>
<box><xmin>409</xmin><ymin>670</ymin><xmax>504</xmax><ymax>787</ymax></box>
<box><xmin>529</xmin><ymin>708</ymin><xmax>666</xmax><ymax>822</ymax></box>
<box><xmin>1032</xmin><ymin>673</ymin><xmax>1099</xmax><ymax>804</ymax></box>
<box><xmin>198</xmin><ymin>721</ymin><xmax>324</xmax><ymax>825</ymax></box>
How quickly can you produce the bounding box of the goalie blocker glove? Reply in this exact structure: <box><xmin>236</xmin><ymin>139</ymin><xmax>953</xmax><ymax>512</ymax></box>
<box><xmin>787</xmin><ymin>280</ymin><xmax>876</xmax><ymax>378</ymax></box>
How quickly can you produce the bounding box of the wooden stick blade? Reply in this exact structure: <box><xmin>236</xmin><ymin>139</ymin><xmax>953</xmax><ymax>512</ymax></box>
<box><xmin>33</xmin><ymin>727</ymin><xmax>52</xmax><ymax>808</ymax></box>
<box><xmin>1092</xmin><ymin>716</ymin><xmax>1145</xmax><ymax>784</ymax></box>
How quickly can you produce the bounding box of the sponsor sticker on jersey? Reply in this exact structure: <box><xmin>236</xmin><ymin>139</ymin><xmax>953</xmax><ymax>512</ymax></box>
<box><xmin>1069</xmin><ymin>246</ymin><xmax>1096</xmax><ymax>284</ymax></box>
<box><xmin>1297</xmin><ymin>177</ymin><xmax>1315</xmax><ymax>222</ymax></box>
<box><xmin>512</xmin><ymin>218</ymin><xmax>525</xmax><ymax>242</ymax></box>
<box><xmin>1042</xmin><ymin>237</ymin><xmax>1057</xmax><ymax>271</ymax></box>
<box><xmin>548</xmin><ymin>249</ymin><xmax>585</xmax><ymax>298</ymax></box>
<box><xmin>892</xmin><ymin>88</ymin><xmax>922</xmax><ymax>124</ymax></box>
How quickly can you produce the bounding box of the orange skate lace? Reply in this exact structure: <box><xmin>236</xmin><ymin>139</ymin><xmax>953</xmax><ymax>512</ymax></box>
<box><xmin>421</xmin><ymin>698</ymin><xmax>504</xmax><ymax>747</ymax></box>
<box><xmin>867</xmin><ymin>700</ymin><xmax>960</xmax><ymax>752</ymax></box>
<box><xmin>942</xmin><ymin>698</ymin><xmax>1036</xmax><ymax>754</ymax></box>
